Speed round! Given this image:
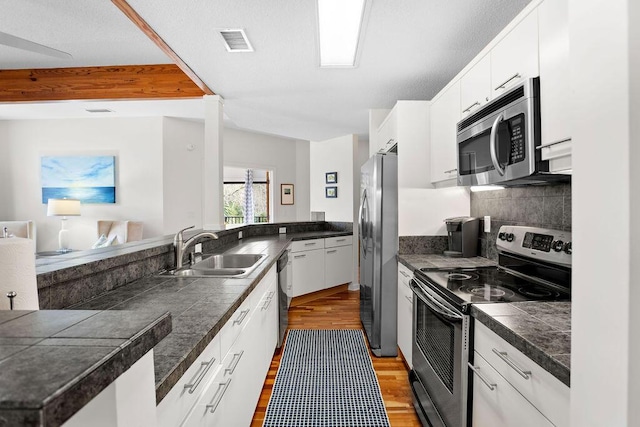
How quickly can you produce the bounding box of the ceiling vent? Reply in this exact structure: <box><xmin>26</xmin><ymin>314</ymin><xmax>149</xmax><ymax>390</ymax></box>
<box><xmin>217</xmin><ymin>29</ymin><xmax>254</xmax><ymax>52</ymax></box>
<box><xmin>85</xmin><ymin>108</ymin><xmax>114</xmax><ymax>113</ymax></box>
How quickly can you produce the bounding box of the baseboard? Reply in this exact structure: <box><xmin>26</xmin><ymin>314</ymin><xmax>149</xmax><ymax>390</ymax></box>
<box><xmin>290</xmin><ymin>284</ymin><xmax>350</xmax><ymax>307</ymax></box>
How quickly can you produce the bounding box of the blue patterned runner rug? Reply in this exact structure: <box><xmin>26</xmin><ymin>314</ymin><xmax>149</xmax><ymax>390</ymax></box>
<box><xmin>263</xmin><ymin>329</ymin><xmax>391</xmax><ymax>427</ymax></box>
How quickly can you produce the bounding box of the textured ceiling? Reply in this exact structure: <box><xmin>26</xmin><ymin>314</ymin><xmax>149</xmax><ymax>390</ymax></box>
<box><xmin>0</xmin><ymin>0</ymin><xmax>532</xmax><ymax>141</ymax></box>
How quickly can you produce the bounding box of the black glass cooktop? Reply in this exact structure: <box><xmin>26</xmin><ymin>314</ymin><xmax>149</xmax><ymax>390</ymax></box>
<box><xmin>416</xmin><ymin>266</ymin><xmax>570</xmax><ymax>306</ymax></box>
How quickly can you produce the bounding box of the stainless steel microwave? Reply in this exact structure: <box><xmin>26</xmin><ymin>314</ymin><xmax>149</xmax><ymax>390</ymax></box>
<box><xmin>456</xmin><ymin>77</ymin><xmax>562</xmax><ymax>186</ymax></box>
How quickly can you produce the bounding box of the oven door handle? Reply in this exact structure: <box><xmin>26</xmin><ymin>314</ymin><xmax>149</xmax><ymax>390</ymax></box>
<box><xmin>410</xmin><ymin>280</ymin><xmax>463</xmax><ymax>323</ymax></box>
<box><xmin>490</xmin><ymin>113</ymin><xmax>506</xmax><ymax>176</ymax></box>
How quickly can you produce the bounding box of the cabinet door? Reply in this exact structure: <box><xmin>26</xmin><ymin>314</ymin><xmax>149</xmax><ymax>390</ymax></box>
<box><xmin>430</xmin><ymin>82</ymin><xmax>461</xmax><ymax>183</ymax></box>
<box><xmin>471</xmin><ymin>352</ymin><xmax>554</xmax><ymax>427</ymax></box>
<box><xmin>324</xmin><ymin>244</ymin><xmax>353</xmax><ymax>287</ymax></box>
<box><xmin>397</xmin><ymin>270</ymin><xmax>413</xmax><ymax>367</ymax></box>
<box><xmin>291</xmin><ymin>248</ymin><xmax>325</xmax><ymax>297</ymax></box>
<box><xmin>377</xmin><ymin>107</ymin><xmax>398</xmax><ymax>152</ymax></box>
<box><xmin>491</xmin><ymin>10</ymin><xmax>539</xmax><ymax>97</ymax></box>
<box><xmin>460</xmin><ymin>55</ymin><xmax>491</xmax><ymax>118</ymax></box>
<box><xmin>539</xmin><ymin>0</ymin><xmax>571</xmax><ymax>172</ymax></box>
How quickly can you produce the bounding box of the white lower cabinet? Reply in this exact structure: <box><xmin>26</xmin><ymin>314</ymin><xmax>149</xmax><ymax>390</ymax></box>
<box><xmin>471</xmin><ymin>321</ymin><xmax>570</xmax><ymax>427</ymax></box>
<box><xmin>292</xmin><ymin>237</ymin><xmax>353</xmax><ymax>297</ymax></box>
<box><xmin>397</xmin><ymin>264</ymin><xmax>413</xmax><ymax>367</ymax></box>
<box><xmin>159</xmin><ymin>266</ymin><xmax>278</xmax><ymax>427</ymax></box>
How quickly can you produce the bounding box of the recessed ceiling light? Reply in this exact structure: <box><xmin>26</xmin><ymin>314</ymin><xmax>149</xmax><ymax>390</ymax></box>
<box><xmin>217</xmin><ymin>29</ymin><xmax>254</xmax><ymax>52</ymax></box>
<box><xmin>317</xmin><ymin>0</ymin><xmax>367</xmax><ymax>68</ymax></box>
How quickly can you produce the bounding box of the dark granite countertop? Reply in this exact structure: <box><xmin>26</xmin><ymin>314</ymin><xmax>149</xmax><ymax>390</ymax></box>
<box><xmin>69</xmin><ymin>231</ymin><xmax>352</xmax><ymax>404</ymax></box>
<box><xmin>471</xmin><ymin>302</ymin><xmax>571</xmax><ymax>387</ymax></box>
<box><xmin>398</xmin><ymin>253</ymin><xmax>497</xmax><ymax>271</ymax></box>
<box><xmin>0</xmin><ymin>309</ymin><xmax>171</xmax><ymax>427</ymax></box>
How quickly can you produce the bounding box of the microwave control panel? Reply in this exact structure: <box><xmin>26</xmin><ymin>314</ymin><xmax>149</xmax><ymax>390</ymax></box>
<box><xmin>508</xmin><ymin>114</ymin><xmax>526</xmax><ymax>164</ymax></box>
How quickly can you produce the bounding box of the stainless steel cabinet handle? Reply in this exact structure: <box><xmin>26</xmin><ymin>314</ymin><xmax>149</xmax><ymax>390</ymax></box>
<box><xmin>468</xmin><ymin>363</ymin><xmax>496</xmax><ymax>391</ymax></box>
<box><xmin>294</xmin><ymin>254</ymin><xmax>306</xmax><ymax>259</ymax></box>
<box><xmin>233</xmin><ymin>309</ymin><xmax>250</xmax><ymax>325</ymax></box>
<box><xmin>304</xmin><ymin>242</ymin><xmax>317</xmax><ymax>246</ymax></box>
<box><xmin>399</xmin><ymin>270</ymin><xmax>410</xmax><ymax>278</ymax></box>
<box><xmin>405</xmin><ymin>295</ymin><xmax>413</xmax><ymax>304</ymax></box>
<box><xmin>225</xmin><ymin>350</ymin><xmax>245</xmax><ymax>375</ymax></box>
<box><xmin>336</xmin><ymin>238</ymin><xmax>346</xmax><ymax>242</ymax></box>
<box><xmin>326</xmin><ymin>249</ymin><xmax>338</xmax><ymax>254</ymax></box>
<box><xmin>536</xmin><ymin>138</ymin><xmax>572</xmax><ymax>149</ymax></box>
<box><xmin>494</xmin><ymin>73</ymin><xmax>521</xmax><ymax>91</ymax></box>
<box><xmin>462</xmin><ymin>101</ymin><xmax>481</xmax><ymax>113</ymax></box>
<box><xmin>489</xmin><ymin>113</ymin><xmax>506</xmax><ymax>176</ymax></box>
<box><xmin>261</xmin><ymin>297</ymin><xmax>273</xmax><ymax>311</ymax></box>
<box><xmin>183</xmin><ymin>356</ymin><xmax>217</xmax><ymax>393</ymax></box>
<box><xmin>206</xmin><ymin>379</ymin><xmax>232</xmax><ymax>414</ymax></box>
<box><xmin>492</xmin><ymin>348</ymin><xmax>532</xmax><ymax>379</ymax></box>
<box><xmin>443</xmin><ymin>168</ymin><xmax>458</xmax><ymax>174</ymax></box>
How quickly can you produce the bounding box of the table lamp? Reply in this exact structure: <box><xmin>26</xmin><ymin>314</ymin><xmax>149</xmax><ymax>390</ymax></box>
<box><xmin>47</xmin><ymin>198</ymin><xmax>81</xmax><ymax>253</ymax></box>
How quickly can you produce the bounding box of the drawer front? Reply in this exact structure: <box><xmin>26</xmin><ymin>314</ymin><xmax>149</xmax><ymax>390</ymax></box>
<box><xmin>220</xmin><ymin>296</ymin><xmax>255</xmax><ymax>357</ymax></box>
<box><xmin>474</xmin><ymin>321</ymin><xmax>570</xmax><ymax>427</ymax></box>
<box><xmin>398</xmin><ymin>263</ymin><xmax>412</xmax><ymax>288</ymax></box>
<box><xmin>324</xmin><ymin>245</ymin><xmax>353</xmax><ymax>287</ymax></box>
<box><xmin>397</xmin><ymin>279</ymin><xmax>413</xmax><ymax>367</ymax></box>
<box><xmin>290</xmin><ymin>239</ymin><xmax>324</xmax><ymax>253</ymax></box>
<box><xmin>157</xmin><ymin>334</ymin><xmax>221</xmax><ymax>427</ymax></box>
<box><xmin>324</xmin><ymin>235</ymin><xmax>353</xmax><ymax>248</ymax></box>
<box><xmin>471</xmin><ymin>351</ymin><xmax>555</xmax><ymax>427</ymax></box>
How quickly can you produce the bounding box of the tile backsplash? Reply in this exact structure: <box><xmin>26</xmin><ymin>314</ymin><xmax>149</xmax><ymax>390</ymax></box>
<box><xmin>471</xmin><ymin>182</ymin><xmax>571</xmax><ymax>260</ymax></box>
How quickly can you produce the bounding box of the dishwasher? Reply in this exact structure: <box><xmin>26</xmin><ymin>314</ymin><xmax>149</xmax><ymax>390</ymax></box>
<box><xmin>276</xmin><ymin>250</ymin><xmax>290</xmax><ymax>348</ymax></box>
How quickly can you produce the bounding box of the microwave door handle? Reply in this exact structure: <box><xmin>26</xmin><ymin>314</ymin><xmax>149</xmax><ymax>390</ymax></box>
<box><xmin>490</xmin><ymin>113</ymin><xmax>506</xmax><ymax>176</ymax></box>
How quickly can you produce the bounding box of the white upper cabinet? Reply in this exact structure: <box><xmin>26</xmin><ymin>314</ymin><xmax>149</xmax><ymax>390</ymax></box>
<box><xmin>430</xmin><ymin>82</ymin><xmax>461</xmax><ymax>184</ymax></box>
<box><xmin>460</xmin><ymin>55</ymin><xmax>491</xmax><ymax>118</ymax></box>
<box><xmin>491</xmin><ymin>10</ymin><xmax>539</xmax><ymax>97</ymax></box>
<box><xmin>376</xmin><ymin>107</ymin><xmax>398</xmax><ymax>153</ymax></box>
<box><xmin>538</xmin><ymin>0</ymin><xmax>572</xmax><ymax>172</ymax></box>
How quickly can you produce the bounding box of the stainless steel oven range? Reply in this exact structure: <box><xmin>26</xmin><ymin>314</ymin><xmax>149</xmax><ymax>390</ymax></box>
<box><xmin>409</xmin><ymin>225</ymin><xmax>572</xmax><ymax>427</ymax></box>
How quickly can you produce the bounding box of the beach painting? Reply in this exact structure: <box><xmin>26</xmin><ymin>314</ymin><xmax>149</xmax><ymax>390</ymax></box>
<box><xmin>41</xmin><ymin>156</ymin><xmax>116</xmax><ymax>204</ymax></box>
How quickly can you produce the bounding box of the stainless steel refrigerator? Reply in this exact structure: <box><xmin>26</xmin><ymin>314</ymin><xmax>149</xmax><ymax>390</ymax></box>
<box><xmin>359</xmin><ymin>152</ymin><xmax>398</xmax><ymax>357</ymax></box>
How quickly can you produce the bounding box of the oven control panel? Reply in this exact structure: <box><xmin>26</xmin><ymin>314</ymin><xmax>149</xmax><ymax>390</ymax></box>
<box><xmin>497</xmin><ymin>226</ymin><xmax>571</xmax><ymax>267</ymax></box>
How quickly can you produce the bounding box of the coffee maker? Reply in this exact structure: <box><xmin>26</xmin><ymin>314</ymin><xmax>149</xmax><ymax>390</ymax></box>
<box><xmin>444</xmin><ymin>217</ymin><xmax>480</xmax><ymax>258</ymax></box>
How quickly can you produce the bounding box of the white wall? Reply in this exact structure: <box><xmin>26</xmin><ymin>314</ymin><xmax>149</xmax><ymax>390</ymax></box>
<box><xmin>0</xmin><ymin>117</ymin><xmax>164</xmax><ymax>251</ymax></box>
<box><xmin>223</xmin><ymin>128</ymin><xmax>310</xmax><ymax>222</ymax></box>
<box><xmin>309</xmin><ymin>135</ymin><xmax>358</xmax><ymax>222</ymax></box>
<box><xmin>570</xmin><ymin>0</ymin><xmax>639</xmax><ymax>425</ymax></box>
<box><xmin>295</xmin><ymin>141</ymin><xmax>311</xmax><ymax>221</ymax></box>
<box><xmin>162</xmin><ymin>118</ymin><xmax>204</xmax><ymax>234</ymax></box>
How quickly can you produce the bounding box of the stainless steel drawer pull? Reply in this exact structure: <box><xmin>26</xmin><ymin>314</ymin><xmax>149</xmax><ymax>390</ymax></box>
<box><xmin>304</xmin><ymin>242</ymin><xmax>317</xmax><ymax>246</ymax></box>
<box><xmin>462</xmin><ymin>101</ymin><xmax>480</xmax><ymax>113</ymax></box>
<box><xmin>536</xmin><ymin>138</ymin><xmax>572</xmax><ymax>149</ymax></box>
<box><xmin>495</xmin><ymin>73</ymin><xmax>521</xmax><ymax>91</ymax></box>
<box><xmin>326</xmin><ymin>249</ymin><xmax>338</xmax><ymax>254</ymax></box>
<box><xmin>336</xmin><ymin>238</ymin><xmax>346</xmax><ymax>242</ymax></box>
<box><xmin>294</xmin><ymin>254</ymin><xmax>306</xmax><ymax>259</ymax></box>
<box><xmin>183</xmin><ymin>355</ymin><xmax>217</xmax><ymax>393</ymax></box>
<box><xmin>261</xmin><ymin>297</ymin><xmax>273</xmax><ymax>311</ymax></box>
<box><xmin>399</xmin><ymin>270</ymin><xmax>410</xmax><ymax>278</ymax></box>
<box><xmin>225</xmin><ymin>350</ymin><xmax>245</xmax><ymax>375</ymax></box>
<box><xmin>405</xmin><ymin>295</ymin><xmax>413</xmax><ymax>304</ymax></box>
<box><xmin>443</xmin><ymin>168</ymin><xmax>458</xmax><ymax>174</ymax></box>
<box><xmin>468</xmin><ymin>363</ymin><xmax>496</xmax><ymax>391</ymax></box>
<box><xmin>492</xmin><ymin>348</ymin><xmax>531</xmax><ymax>379</ymax></box>
<box><xmin>206</xmin><ymin>379</ymin><xmax>232</xmax><ymax>414</ymax></box>
<box><xmin>233</xmin><ymin>309</ymin><xmax>250</xmax><ymax>325</ymax></box>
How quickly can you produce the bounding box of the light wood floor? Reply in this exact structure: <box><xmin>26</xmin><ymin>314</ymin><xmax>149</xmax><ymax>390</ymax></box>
<box><xmin>250</xmin><ymin>287</ymin><xmax>422</xmax><ymax>426</ymax></box>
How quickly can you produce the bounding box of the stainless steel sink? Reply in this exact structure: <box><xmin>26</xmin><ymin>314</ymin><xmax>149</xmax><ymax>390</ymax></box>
<box><xmin>160</xmin><ymin>253</ymin><xmax>267</xmax><ymax>278</ymax></box>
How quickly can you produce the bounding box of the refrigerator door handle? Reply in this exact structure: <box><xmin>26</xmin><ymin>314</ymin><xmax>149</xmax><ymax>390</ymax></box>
<box><xmin>359</xmin><ymin>189</ymin><xmax>368</xmax><ymax>258</ymax></box>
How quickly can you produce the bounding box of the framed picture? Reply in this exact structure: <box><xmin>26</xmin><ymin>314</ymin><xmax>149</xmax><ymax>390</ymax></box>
<box><xmin>325</xmin><ymin>186</ymin><xmax>338</xmax><ymax>198</ymax></box>
<box><xmin>325</xmin><ymin>172</ymin><xmax>338</xmax><ymax>184</ymax></box>
<box><xmin>41</xmin><ymin>156</ymin><xmax>116</xmax><ymax>204</ymax></box>
<box><xmin>281</xmin><ymin>183</ymin><xmax>294</xmax><ymax>205</ymax></box>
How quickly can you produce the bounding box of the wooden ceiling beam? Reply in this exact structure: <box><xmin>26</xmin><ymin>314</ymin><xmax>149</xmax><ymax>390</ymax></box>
<box><xmin>0</xmin><ymin>64</ymin><xmax>205</xmax><ymax>102</ymax></box>
<box><xmin>111</xmin><ymin>0</ymin><xmax>214</xmax><ymax>95</ymax></box>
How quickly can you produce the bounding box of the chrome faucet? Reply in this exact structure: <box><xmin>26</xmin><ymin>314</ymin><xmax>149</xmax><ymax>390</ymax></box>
<box><xmin>173</xmin><ymin>225</ymin><xmax>219</xmax><ymax>269</ymax></box>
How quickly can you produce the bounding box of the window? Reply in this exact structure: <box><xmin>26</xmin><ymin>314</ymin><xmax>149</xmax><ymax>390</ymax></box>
<box><xmin>223</xmin><ymin>168</ymin><xmax>271</xmax><ymax>226</ymax></box>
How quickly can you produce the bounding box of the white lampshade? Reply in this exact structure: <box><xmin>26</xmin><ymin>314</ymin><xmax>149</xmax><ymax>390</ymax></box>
<box><xmin>47</xmin><ymin>199</ymin><xmax>81</xmax><ymax>216</ymax></box>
